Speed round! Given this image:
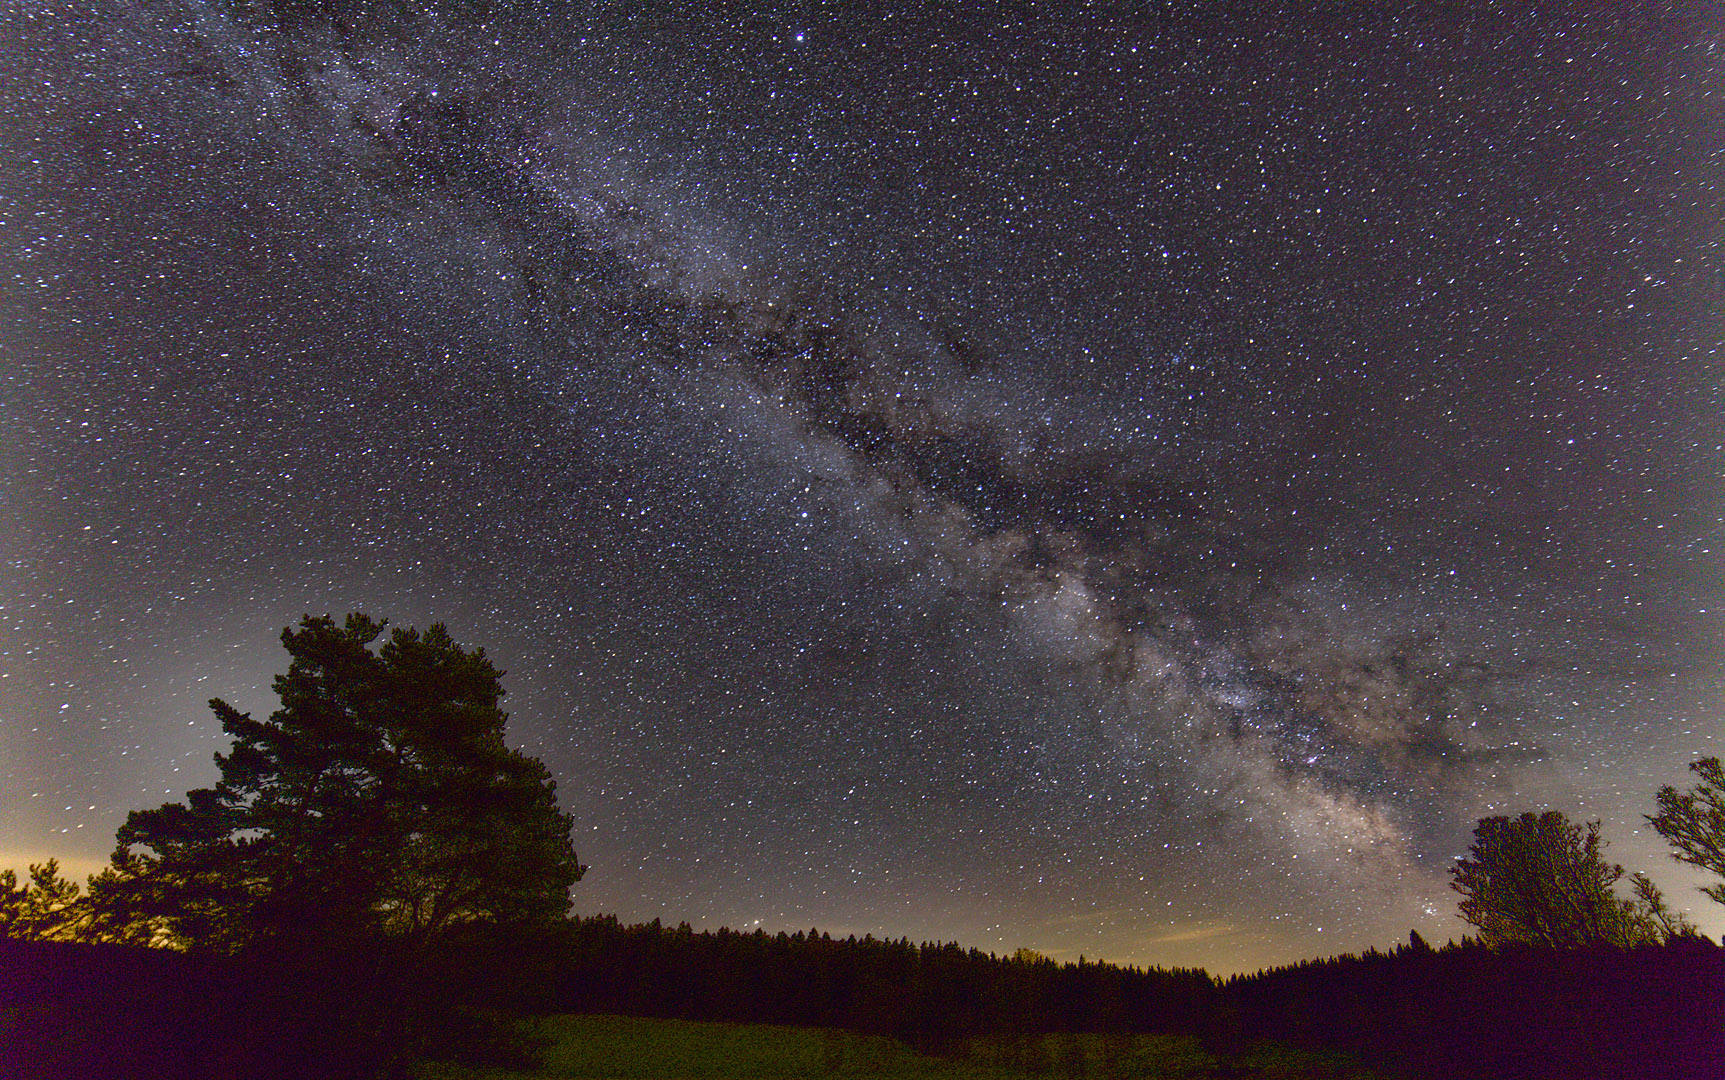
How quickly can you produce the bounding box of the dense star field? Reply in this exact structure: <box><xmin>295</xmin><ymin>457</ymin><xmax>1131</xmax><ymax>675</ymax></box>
<box><xmin>2</xmin><ymin>2</ymin><xmax>1720</xmax><ymax>972</ymax></box>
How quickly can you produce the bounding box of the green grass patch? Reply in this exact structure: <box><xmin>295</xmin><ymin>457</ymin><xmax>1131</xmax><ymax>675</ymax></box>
<box><xmin>417</xmin><ymin>1014</ymin><xmax>1395</xmax><ymax>1079</ymax></box>
<box><xmin>416</xmin><ymin>1014</ymin><xmax>939</xmax><ymax>1079</ymax></box>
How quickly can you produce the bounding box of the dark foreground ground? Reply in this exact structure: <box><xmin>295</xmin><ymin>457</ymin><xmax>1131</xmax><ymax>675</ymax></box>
<box><xmin>417</xmin><ymin>1014</ymin><xmax>1391</xmax><ymax>1079</ymax></box>
<box><xmin>3</xmin><ymin>934</ymin><xmax>1720</xmax><ymax>1079</ymax></box>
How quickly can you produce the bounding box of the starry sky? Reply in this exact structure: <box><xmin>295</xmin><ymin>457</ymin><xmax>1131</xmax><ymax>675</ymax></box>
<box><xmin>2</xmin><ymin>1</ymin><xmax>1721</xmax><ymax>973</ymax></box>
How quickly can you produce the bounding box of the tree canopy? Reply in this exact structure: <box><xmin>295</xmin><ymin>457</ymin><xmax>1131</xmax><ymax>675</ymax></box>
<box><xmin>91</xmin><ymin>613</ymin><xmax>585</xmax><ymax>952</ymax></box>
<box><xmin>1450</xmin><ymin>811</ymin><xmax>1688</xmax><ymax>948</ymax></box>
<box><xmin>0</xmin><ymin>860</ymin><xmax>87</xmax><ymax>942</ymax></box>
<box><xmin>1648</xmin><ymin>756</ymin><xmax>1725</xmax><ymax>907</ymax></box>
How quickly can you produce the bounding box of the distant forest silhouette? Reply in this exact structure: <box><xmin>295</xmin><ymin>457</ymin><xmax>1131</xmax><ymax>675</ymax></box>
<box><xmin>5</xmin><ymin>916</ymin><xmax>1720</xmax><ymax>1080</ymax></box>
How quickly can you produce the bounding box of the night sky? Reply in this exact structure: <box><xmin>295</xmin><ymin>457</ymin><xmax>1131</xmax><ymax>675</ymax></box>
<box><xmin>3</xmin><ymin>2</ymin><xmax>1721</xmax><ymax>973</ymax></box>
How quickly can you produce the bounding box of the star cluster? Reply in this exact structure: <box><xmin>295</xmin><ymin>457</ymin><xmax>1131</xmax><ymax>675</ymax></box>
<box><xmin>2</xmin><ymin>1</ymin><xmax>1720</xmax><ymax>971</ymax></box>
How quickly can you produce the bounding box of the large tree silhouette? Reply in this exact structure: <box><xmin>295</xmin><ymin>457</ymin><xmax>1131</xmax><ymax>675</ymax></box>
<box><xmin>1450</xmin><ymin>812</ymin><xmax>1686</xmax><ymax>948</ymax></box>
<box><xmin>80</xmin><ymin>614</ymin><xmax>587</xmax><ymax>1075</ymax></box>
<box><xmin>92</xmin><ymin>613</ymin><xmax>585</xmax><ymax>951</ymax></box>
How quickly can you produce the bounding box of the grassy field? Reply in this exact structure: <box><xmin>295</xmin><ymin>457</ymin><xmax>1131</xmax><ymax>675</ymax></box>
<box><xmin>417</xmin><ymin>1014</ymin><xmax>1394</xmax><ymax>1079</ymax></box>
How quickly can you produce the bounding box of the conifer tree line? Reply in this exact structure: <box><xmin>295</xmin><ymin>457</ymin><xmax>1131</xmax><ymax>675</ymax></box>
<box><xmin>3</xmin><ymin>615</ymin><xmax>1722</xmax><ymax>1079</ymax></box>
